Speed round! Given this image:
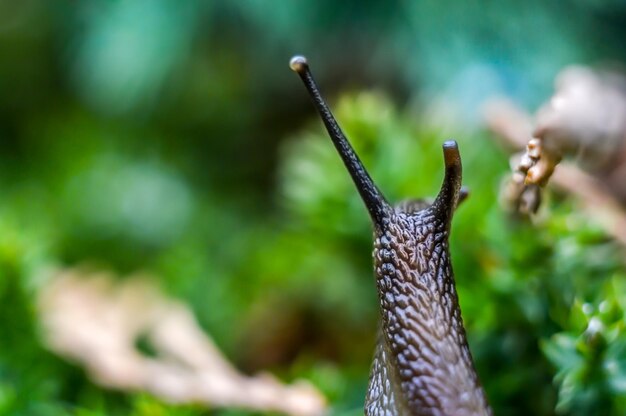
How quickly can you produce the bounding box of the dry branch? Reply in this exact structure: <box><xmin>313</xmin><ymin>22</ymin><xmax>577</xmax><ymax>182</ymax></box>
<box><xmin>37</xmin><ymin>268</ymin><xmax>327</xmax><ymax>416</ymax></box>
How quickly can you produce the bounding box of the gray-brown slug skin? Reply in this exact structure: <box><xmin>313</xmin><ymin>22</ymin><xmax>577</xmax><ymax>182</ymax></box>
<box><xmin>290</xmin><ymin>55</ymin><xmax>492</xmax><ymax>416</ymax></box>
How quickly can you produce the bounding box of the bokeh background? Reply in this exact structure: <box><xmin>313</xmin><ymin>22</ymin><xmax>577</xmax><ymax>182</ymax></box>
<box><xmin>2</xmin><ymin>1</ymin><xmax>626</xmax><ymax>415</ymax></box>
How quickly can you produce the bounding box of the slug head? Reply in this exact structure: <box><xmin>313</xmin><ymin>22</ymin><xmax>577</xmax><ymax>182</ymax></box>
<box><xmin>289</xmin><ymin>55</ymin><xmax>466</xmax><ymax>229</ymax></box>
<box><xmin>291</xmin><ymin>56</ymin><xmax>490</xmax><ymax>415</ymax></box>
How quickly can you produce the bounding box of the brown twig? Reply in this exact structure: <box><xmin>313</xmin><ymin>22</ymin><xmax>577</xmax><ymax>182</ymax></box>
<box><xmin>484</xmin><ymin>98</ymin><xmax>626</xmax><ymax>247</ymax></box>
<box><xmin>37</xmin><ymin>268</ymin><xmax>327</xmax><ymax>416</ymax></box>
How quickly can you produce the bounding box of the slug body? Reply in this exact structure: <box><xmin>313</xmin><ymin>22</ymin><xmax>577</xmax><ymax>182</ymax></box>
<box><xmin>290</xmin><ymin>56</ymin><xmax>491</xmax><ymax>415</ymax></box>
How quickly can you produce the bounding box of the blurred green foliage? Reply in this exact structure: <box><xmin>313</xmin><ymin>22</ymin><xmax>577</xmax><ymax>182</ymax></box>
<box><xmin>1</xmin><ymin>0</ymin><xmax>626</xmax><ymax>415</ymax></box>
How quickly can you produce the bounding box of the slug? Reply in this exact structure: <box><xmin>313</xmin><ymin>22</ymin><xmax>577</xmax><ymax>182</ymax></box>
<box><xmin>290</xmin><ymin>56</ymin><xmax>492</xmax><ymax>416</ymax></box>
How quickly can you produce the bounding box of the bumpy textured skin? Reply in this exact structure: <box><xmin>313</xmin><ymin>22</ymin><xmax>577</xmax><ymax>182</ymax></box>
<box><xmin>364</xmin><ymin>148</ymin><xmax>492</xmax><ymax>416</ymax></box>
<box><xmin>366</xmin><ymin>328</ymin><xmax>412</xmax><ymax>414</ymax></box>
<box><xmin>290</xmin><ymin>58</ymin><xmax>490</xmax><ymax>416</ymax></box>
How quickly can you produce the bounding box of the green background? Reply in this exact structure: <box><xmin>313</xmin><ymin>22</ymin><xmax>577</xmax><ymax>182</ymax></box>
<box><xmin>1</xmin><ymin>1</ymin><xmax>626</xmax><ymax>415</ymax></box>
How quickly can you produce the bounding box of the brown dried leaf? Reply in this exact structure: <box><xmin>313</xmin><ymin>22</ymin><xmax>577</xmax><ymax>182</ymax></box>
<box><xmin>37</xmin><ymin>268</ymin><xmax>327</xmax><ymax>416</ymax></box>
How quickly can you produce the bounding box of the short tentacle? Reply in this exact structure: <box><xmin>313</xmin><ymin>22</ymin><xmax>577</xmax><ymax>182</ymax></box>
<box><xmin>431</xmin><ymin>140</ymin><xmax>463</xmax><ymax>229</ymax></box>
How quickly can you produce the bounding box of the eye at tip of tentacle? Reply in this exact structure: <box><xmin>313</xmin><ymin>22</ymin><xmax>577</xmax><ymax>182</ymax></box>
<box><xmin>289</xmin><ymin>55</ymin><xmax>309</xmax><ymax>74</ymax></box>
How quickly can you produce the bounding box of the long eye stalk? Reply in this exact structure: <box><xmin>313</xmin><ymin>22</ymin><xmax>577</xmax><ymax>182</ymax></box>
<box><xmin>290</xmin><ymin>55</ymin><xmax>390</xmax><ymax>228</ymax></box>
